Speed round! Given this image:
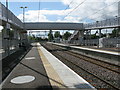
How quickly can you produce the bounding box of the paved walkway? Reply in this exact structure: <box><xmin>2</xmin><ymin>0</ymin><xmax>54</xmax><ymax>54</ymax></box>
<box><xmin>2</xmin><ymin>48</ymin><xmax>29</xmax><ymax>82</ymax></box>
<box><xmin>2</xmin><ymin>43</ymin><xmax>51</xmax><ymax>89</ymax></box>
<box><xmin>1</xmin><ymin>43</ymin><xmax>95</xmax><ymax>90</ymax></box>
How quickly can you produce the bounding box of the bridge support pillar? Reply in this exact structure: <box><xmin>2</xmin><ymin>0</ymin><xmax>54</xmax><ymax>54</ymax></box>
<box><xmin>85</xmin><ymin>30</ymin><xmax>91</xmax><ymax>46</ymax></box>
<box><xmin>99</xmin><ymin>29</ymin><xmax>102</xmax><ymax>38</ymax></box>
<box><xmin>78</xmin><ymin>30</ymin><xmax>84</xmax><ymax>45</ymax></box>
<box><xmin>88</xmin><ymin>30</ymin><xmax>91</xmax><ymax>46</ymax></box>
<box><xmin>98</xmin><ymin>29</ymin><xmax>102</xmax><ymax>48</ymax></box>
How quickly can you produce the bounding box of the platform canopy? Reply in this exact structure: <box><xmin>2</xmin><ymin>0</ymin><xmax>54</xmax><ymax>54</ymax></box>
<box><xmin>24</xmin><ymin>22</ymin><xmax>84</xmax><ymax>30</ymax></box>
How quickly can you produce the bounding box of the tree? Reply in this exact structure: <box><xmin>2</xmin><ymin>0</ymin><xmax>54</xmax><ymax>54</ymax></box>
<box><xmin>110</xmin><ymin>28</ymin><xmax>120</xmax><ymax>38</ymax></box>
<box><xmin>28</xmin><ymin>35</ymin><xmax>36</xmax><ymax>40</ymax></box>
<box><xmin>63</xmin><ymin>31</ymin><xmax>72</xmax><ymax>40</ymax></box>
<box><xmin>48</xmin><ymin>30</ymin><xmax>54</xmax><ymax>41</ymax></box>
<box><xmin>90</xmin><ymin>34</ymin><xmax>99</xmax><ymax>39</ymax></box>
<box><xmin>54</xmin><ymin>31</ymin><xmax>61</xmax><ymax>38</ymax></box>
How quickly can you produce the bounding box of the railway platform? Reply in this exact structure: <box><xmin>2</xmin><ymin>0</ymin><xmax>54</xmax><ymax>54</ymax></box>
<box><xmin>1</xmin><ymin>43</ymin><xmax>95</xmax><ymax>89</ymax></box>
<box><xmin>52</xmin><ymin>43</ymin><xmax>120</xmax><ymax>66</ymax></box>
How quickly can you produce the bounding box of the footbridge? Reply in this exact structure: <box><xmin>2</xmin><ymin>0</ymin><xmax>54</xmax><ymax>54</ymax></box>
<box><xmin>1</xmin><ymin>2</ymin><xmax>120</xmax><ymax>90</ymax></box>
<box><xmin>24</xmin><ymin>22</ymin><xmax>83</xmax><ymax>30</ymax></box>
<box><xmin>1</xmin><ymin>2</ymin><xmax>120</xmax><ymax>53</ymax></box>
<box><xmin>0</xmin><ymin>2</ymin><xmax>120</xmax><ymax>31</ymax></box>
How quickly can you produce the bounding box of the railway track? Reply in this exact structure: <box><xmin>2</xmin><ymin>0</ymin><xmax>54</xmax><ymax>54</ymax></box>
<box><xmin>50</xmin><ymin>43</ymin><xmax>120</xmax><ymax>74</ymax></box>
<box><xmin>65</xmin><ymin>50</ymin><xmax>120</xmax><ymax>74</ymax></box>
<box><xmin>41</xmin><ymin>42</ymin><xmax>120</xmax><ymax>90</ymax></box>
<box><xmin>53</xmin><ymin>51</ymin><xmax>119</xmax><ymax>90</ymax></box>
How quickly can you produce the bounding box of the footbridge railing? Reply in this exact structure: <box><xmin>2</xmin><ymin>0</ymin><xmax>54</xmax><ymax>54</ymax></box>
<box><xmin>84</xmin><ymin>17</ymin><xmax>120</xmax><ymax>30</ymax></box>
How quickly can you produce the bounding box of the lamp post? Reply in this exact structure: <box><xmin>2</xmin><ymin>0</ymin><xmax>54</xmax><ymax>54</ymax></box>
<box><xmin>20</xmin><ymin>6</ymin><xmax>27</xmax><ymax>23</ymax></box>
<box><xmin>20</xmin><ymin>6</ymin><xmax>27</xmax><ymax>45</ymax></box>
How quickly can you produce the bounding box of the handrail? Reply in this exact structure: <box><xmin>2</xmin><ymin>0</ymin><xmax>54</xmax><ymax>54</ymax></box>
<box><xmin>84</xmin><ymin>17</ymin><xmax>120</xmax><ymax>29</ymax></box>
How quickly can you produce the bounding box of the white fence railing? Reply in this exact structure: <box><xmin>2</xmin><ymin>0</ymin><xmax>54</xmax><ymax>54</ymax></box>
<box><xmin>64</xmin><ymin>37</ymin><xmax>120</xmax><ymax>48</ymax></box>
<box><xmin>84</xmin><ymin>17</ymin><xmax>120</xmax><ymax>30</ymax></box>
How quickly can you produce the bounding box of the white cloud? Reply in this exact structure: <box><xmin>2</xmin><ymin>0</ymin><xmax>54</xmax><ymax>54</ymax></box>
<box><xmin>17</xmin><ymin>9</ymin><xmax>74</xmax><ymax>22</ymax></box>
<box><xmin>18</xmin><ymin>10</ymin><xmax>49</xmax><ymax>22</ymax></box>
<box><xmin>61</xmin><ymin>0</ymin><xmax>70</xmax><ymax>5</ymax></box>
<box><xmin>61</xmin><ymin>0</ymin><xmax>119</xmax><ymax>22</ymax></box>
<box><xmin>17</xmin><ymin>0</ymin><xmax>119</xmax><ymax>23</ymax></box>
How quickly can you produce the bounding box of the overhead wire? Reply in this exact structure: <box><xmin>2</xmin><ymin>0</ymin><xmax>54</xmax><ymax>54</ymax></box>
<box><xmin>62</xmin><ymin>0</ymin><xmax>87</xmax><ymax>20</ymax></box>
<box><xmin>79</xmin><ymin>1</ymin><xmax>119</xmax><ymax>22</ymax></box>
<box><xmin>89</xmin><ymin>9</ymin><xmax>118</xmax><ymax>22</ymax></box>
<box><xmin>83</xmin><ymin>7</ymin><xmax>119</xmax><ymax>22</ymax></box>
<box><xmin>62</xmin><ymin>0</ymin><xmax>74</xmax><ymax>14</ymax></box>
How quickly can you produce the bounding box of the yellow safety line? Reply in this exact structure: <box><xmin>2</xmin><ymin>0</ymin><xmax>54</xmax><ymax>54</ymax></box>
<box><xmin>37</xmin><ymin>44</ymin><xmax>67</xmax><ymax>88</ymax></box>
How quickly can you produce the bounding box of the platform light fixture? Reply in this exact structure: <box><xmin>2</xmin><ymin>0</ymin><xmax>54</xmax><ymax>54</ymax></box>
<box><xmin>20</xmin><ymin>6</ymin><xmax>28</xmax><ymax>23</ymax></box>
<box><xmin>20</xmin><ymin>6</ymin><xmax>28</xmax><ymax>45</ymax></box>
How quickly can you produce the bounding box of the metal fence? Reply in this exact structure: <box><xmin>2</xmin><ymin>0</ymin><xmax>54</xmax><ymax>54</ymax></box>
<box><xmin>64</xmin><ymin>37</ymin><xmax>120</xmax><ymax>48</ymax></box>
<box><xmin>102</xmin><ymin>37</ymin><xmax>120</xmax><ymax>47</ymax></box>
<box><xmin>2</xmin><ymin>38</ymin><xmax>20</xmax><ymax>59</ymax></box>
<box><xmin>84</xmin><ymin>17</ymin><xmax>120</xmax><ymax>30</ymax></box>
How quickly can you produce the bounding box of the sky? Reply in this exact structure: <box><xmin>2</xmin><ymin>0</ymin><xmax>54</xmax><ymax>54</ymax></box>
<box><xmin>0</xmin><ymin>0</ymin><xmax>119</xmax><ymax>34</ymax></box>
<box><xmin>1</xmin><ymin>0</ymin><xmax>119</xmax><ymax>23</ymax></box>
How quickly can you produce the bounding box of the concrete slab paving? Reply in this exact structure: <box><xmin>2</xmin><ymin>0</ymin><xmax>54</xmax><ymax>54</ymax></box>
<box><xmin>38</xmin><ymin>43</ymin><xmax>96</xmax><ymax>89</ymax></box>
<box><xmin>2</xmin><ymin>43</ymin><xmax>51</xmax><ymax>89</ymax></box>
<box><xmin>1</xmin><ymin>43</ymin><xmax>96</xmax><ymax>90</ymax></box>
